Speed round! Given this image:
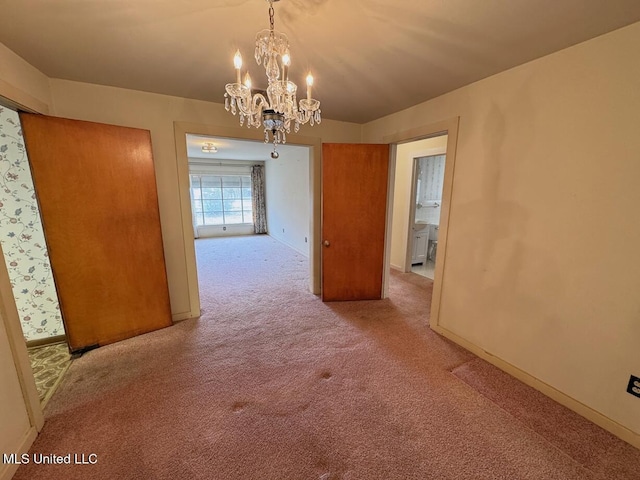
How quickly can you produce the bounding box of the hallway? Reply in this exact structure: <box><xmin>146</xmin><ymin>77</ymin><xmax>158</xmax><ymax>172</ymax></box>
<box><xmin>14</xmin><ymin>236</ymin><xmax>640</xmax><ymax>480</ymax></box>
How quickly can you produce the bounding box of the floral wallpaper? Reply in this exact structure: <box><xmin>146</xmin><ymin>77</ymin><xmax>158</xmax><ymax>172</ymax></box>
<box><xmin>0</xmin><ymin>107</ymin><xmax>64</xmax><ymax>341</ymax></box>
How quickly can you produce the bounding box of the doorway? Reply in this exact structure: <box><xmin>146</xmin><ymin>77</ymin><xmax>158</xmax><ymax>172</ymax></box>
<box><xmin>383</xmin><ymin>118</ymin><xmax>459</xmax><ymax>328</ymax></box>
<box><xmin>186</xmin><ymin>134</ymin><xmax>313</xmax><ymax>297</ymax></box>
<box><xmin>0</xmin><ymin>107</ymin><xmax>70</xmax><ymax>406</ymax></box>
<box><xmin>410</xmin><ymin>153</ymin><xmax>446</xmax><ymax>279</ymax></box>
<box><xmin>388</xmin><ymin>134</ymin><xmax>447</xmax><ymax>277</ymax></box>
<box><xmin>0</xmin><ymin>107</ymin><xmax>66</xmax><ymax>345</ymax></box>
<box><xmin>174</xmin><ymin>122</ymin><xmax>321</xmax><ymax>318</ymax></box>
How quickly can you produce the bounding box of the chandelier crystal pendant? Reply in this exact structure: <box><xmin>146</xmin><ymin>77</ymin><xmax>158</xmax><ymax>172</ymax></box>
<box><xmin>224</xmin><ymin>0</ymin><xmax>321</xmax><ymax>155</ymax></box>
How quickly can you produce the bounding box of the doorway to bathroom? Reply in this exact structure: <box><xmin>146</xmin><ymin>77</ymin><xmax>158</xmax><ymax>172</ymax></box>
<box><xmin>384</xmin><ymin>118</ymin><xmax>458</xmax><ymax>330</ymax></box>
<box><xmin>410</xmin><ymin>153</ymin><xmax>446</xmax><ymax>279</ymax></box>
<box><xmin>387</xmin><ymin>133</ymin><xmax>447</xmax><ymax>280</ymax></box>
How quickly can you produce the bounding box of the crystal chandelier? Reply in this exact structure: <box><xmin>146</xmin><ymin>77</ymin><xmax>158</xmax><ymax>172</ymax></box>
<box><xmin>224</xmin><ymin>0</ymin><xmax>321</xmax><ymax>156</ymax></box>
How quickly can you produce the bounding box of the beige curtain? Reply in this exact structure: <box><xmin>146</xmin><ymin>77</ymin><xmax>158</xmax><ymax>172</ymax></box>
<box><xmin>251</xmin><ymin>165</ymin><xmax>267</xmax><ymax>234</ymax></box>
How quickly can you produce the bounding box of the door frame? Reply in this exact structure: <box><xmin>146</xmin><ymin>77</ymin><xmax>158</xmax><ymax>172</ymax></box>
<box><xmin>383</xmin><ymin>117</ymin><xmax>460</xmax><ymax>328</ymax></box>
<box><xmin>0</xmin><ymin>242</ymin><xmax>44</xmax><ymax>459</ymax></box>
<box><xmin>174</xmin><ymin>122</ymin><xmax>322</xmax><ymax>318</ymax></box>
<box><xmin>0</xmin><ymin>99</ymin><xmax>47</xmax><ymax>477</ymax></box>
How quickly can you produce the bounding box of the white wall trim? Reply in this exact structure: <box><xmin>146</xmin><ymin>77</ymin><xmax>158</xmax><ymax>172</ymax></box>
<box><xmin>0</xmin><ymin>243</ymin><xmax>44</xmax><ymax>431</ymax></box>
<box><xmin>268</xmin><ymin>234</ymin><xmax>309</xmax><ymax>258</ymax></box>
<box><xmin>0</xmin><ymin>426</ymin><xmax>37</xmax><ymax>480</ymax></box>
<box><xmin>196</xmin><ymin>225</ymin><xmax>255</xmax><ymax>238</ymax></box>
<box><xmin>0</xmin><ymin>243</ymin><xmax>42</xmax><ymax>480</ymax></box>
<box><xmin>382</xmin><ymin>147</ymin><xmax>396</xmax><ymax>299</ymax></box>
<box><xmin>173</xmin><ymin>126</ymin><xmax>202</xmax><ymax>319</ymax></box>
<box><xmin>433</xmin><ymin>324</ymin><xmax>640</xmax><ymax>450</ymax></box>
<box><xmin>0</xmin><ymin>79</ymin><xmax>49</xmax><ymax>115</ymax></box>
<box><xmin>171</xmin><ymin>311</ymin><xmax>199</xmax><ymax>322</ymax></box>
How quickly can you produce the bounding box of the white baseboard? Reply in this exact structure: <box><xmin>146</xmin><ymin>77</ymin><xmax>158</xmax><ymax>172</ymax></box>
<box><xmin>0</xmin><ymin>426</ymin><xmax>37</xmax><ymax>480</ymax></box>
<box><xmin>196</xmin><ymin>225</ymin><xmax>254</xmax><ymax>238</ymax></box>
<box><xmin>171</xmin><ymin>311</ymin><xmax>199</xmax><ymax>322</ymax></box>
<box><xmin>267</xmin><ymin>234</ymin><xmax>309</xmax><ymax>258</ymax></box>
<box><xmin>432</xmin><ymin>324</ymin><xmax>640</xmax><ymax>450</ymax></box>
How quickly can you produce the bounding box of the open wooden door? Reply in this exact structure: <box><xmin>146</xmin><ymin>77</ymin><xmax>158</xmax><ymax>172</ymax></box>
<box><xmin>322</xmin><ymin>143</ymin><xmax>389</xmax><ymax>301</ymax></box>
<box><xmin>19</xmin><ymin>113</ymin><xmax>172</xmax><ymax>352</ymax></box>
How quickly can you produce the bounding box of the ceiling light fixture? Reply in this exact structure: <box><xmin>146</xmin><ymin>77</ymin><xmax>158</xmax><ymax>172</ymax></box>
<box><xmin>201</xmin><ymin>142</ymin><xmax>218</xmax><ymax>153</ymax></box>
<box><xmin>224</xmin><ymin>0</ymin><xmax>321</xmax><ymax>156</ymax></box>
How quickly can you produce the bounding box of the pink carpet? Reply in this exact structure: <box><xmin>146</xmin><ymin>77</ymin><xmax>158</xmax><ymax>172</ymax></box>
<box><xmin>14</xmin><ymin>235</ymin><xmax>640</xmax><ymax>479</ymax></box>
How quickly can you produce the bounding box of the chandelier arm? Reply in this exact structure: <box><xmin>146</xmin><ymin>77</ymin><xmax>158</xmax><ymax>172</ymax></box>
<box><xmin>252</xmin><ymin>93</ymin><xmax>269</xmax><ymax>113</ymax></box>
<box><xmin>236</xmin><ymin>94</ymin><xmax>255</xmax><ymax>117</ymax></box>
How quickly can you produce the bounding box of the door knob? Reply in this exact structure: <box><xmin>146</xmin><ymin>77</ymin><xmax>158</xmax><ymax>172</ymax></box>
<box><xmin>323</xmin><ymin>240</ymin><xmax>330</xmax><ymax>247</ymax></box>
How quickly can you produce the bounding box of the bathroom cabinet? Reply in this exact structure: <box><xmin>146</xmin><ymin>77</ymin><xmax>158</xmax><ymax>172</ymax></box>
<box><xmin>412</xmin><ymin>232</ymin><xmax>429</xmax><ymax>265</ymax></box>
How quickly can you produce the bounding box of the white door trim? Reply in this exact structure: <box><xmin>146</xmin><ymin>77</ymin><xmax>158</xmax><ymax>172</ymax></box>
<box><xmin>0</xmin><ymin>242</ymin><xmax>44</xmax><ymax>480</ymax></box>
<box><xmin>383</xmin><ymin>117</ymin><xmax>460</xmax><ymax>328</ymax></box>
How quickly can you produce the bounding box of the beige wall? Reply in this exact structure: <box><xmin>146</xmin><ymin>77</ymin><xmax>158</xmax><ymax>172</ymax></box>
<box><xmin>365</xmin><ymin>22</ymin><xmax>640</xmax><ymax>440</ymax></box>
<box><xmin>0</xmin><ymin>43</ymin><xmax>51</xmax><ymax>113</ymax></box>
<box><xmin>265</xmin><ymin>146</ymin><xmax>311</xmax><ymax>257</ymax></box>
<box><xmin>49</xmin><ymin>79</ymin><xmax>362</xmax><ymax>318</ymax></box>
<box><xmin>391</xmin><ymin>136</ymin><xmax>448</xmax><ymax>270</ymax></box>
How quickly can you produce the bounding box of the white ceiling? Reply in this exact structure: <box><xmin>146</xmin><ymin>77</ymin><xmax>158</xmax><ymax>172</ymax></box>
<box><xmin>187</xmin><ymin>134</ymin><xmax>308</xmax><ymax>161</ymax></box>
<box><xmin>1</xmin><ymin>1</ymin><xmax>639</xmax><ymax>123</ymax></box>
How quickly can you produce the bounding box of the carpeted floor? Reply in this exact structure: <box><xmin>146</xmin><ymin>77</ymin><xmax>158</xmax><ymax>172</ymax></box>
<box><xmin>14</xmin><ymin>235</ymin><xmax>640</xmax><ymax>479</ymax></box>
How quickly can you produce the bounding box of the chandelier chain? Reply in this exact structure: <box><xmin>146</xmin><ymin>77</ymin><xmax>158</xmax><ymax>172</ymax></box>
<box><xmin>269</xmin><ymin>2</ymin><xmax>275</xmax><ymax>32</ymax></box>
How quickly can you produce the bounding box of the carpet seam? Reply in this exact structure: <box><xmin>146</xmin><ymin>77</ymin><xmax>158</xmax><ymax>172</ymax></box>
<box><xmin>448</xmin><ymin>357</ymin><xmax>477</xmax><ymax>373</ymax></box>
<box><xmin>448</xmin><ymin>370</ymin><xmax>604</xmax><ymax>480</ymax></box>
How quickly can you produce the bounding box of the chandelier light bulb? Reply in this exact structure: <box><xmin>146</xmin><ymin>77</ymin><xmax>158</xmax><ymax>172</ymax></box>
<box><xmin>244</xmin><ymin>72</ymin><xmax>252</xmax><ymax>89</ymax></box>
<box><xmin>233</xmin><ymin>50</ymin><xmax>243</xmax><ymax>70</ymax></box>
<box><xmin>282</xmin><ymin>53</ymin><xmax>290</xmax><ymax>81</ymax></box>
<box><xmin>234</xmin><ymin>50</ymin><xmax>242</xmax><ymax>84</ymax></box>
<box><xmin>306</xmin><ymin>73</ymin><xmax>314</xmax><ymax>100</ymax></box>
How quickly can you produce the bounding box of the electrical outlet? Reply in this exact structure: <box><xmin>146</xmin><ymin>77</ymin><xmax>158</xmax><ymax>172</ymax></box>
<box><xmin>305</xmin><ymin>237</ymin><xmax>308</xmax><ymax>243</ymax></box>
<box><xmin>627</xmin><ymin>375</ymin><xmax>640</xmax><ymax>398</ymax></box>
<box><xmin>282</xmin><ymin>228</ymin><xmax>285</xmax><ymax>233</ymax></box>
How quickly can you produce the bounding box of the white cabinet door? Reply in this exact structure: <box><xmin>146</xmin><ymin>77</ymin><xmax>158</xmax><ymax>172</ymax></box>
<box><xmin>412</xmin><ymin>233</ymin><xmax>429</xmax><ymax>264</ymax></box>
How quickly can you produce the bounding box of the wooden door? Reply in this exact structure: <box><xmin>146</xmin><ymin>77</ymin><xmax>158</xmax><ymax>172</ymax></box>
<box><xmin>19</xmin><ymin>114</ymin><xmax>172</xmax><ymax>352</ymax></box>
<box><xmin>322</xmin><ymin>143</ymin><xmax>389</xmax><ymax>301</ymax></box>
